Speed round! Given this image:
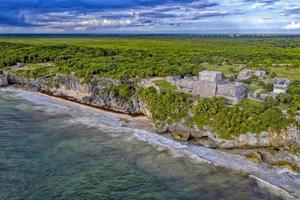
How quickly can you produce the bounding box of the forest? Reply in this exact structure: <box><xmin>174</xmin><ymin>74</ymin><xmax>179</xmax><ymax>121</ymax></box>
<box><xmin>1</xmin><ymin>36</ymin><xmax>300</xmax><ymax>80</ymax></box>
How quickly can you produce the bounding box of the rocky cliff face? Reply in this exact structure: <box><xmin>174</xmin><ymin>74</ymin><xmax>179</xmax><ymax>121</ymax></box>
<box><xmin>7</xmin><ymin>73</ymin><xmax>147</xmax><ymax>115</ymax></box>
<box><xmin>157</xmin><ymin>123</ymin><xmax>299</xmax><ymax>150</ymax></box>
<box><xmin>0</xmin><ymin>70</ymin><xmax>8</xmax><ymax>87</ymax></box>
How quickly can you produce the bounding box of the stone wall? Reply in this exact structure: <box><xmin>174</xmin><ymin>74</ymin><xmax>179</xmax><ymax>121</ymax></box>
<box><xmin>198</xmin><ymin>70</ymin><xmax>222</xmax><ymax>83</ymax></box>
<box><xmin>193</xmin><ymin>80</ymin><xmax>217</xmax><ymax>97</ymax></box>
<box><xmin>216</xmin><ymin>82</ymin><xmax>245</xmax><ymax>103</ymax></box>
<box><xmin>272</xmin><ymin>78</ymin><xmax>290</xmax><ymax>95</ymax></box>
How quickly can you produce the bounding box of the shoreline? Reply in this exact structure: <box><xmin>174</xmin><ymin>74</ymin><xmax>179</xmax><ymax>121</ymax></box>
<box><xmin>1</xmin><ymin>86</ymin><xmax>300</xmax><ymax>200</ymax></box>
<box><xmin>39</xmin><ymin>90</ymin><xmax>151</xmax><ymax>123</ymax></box>
<box><xmin>11</xmin><ymin>85</ymin><xmax>152</xmax><ymax>124</ymax></box>
<box><xmin>46</xmin><ymin>93</ymin><xmax>151</xmax><ymax>124</ymax></box>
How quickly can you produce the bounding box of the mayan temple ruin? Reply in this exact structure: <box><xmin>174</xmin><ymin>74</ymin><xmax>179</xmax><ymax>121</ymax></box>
<box><xmin>166</xmin><ymin>70</ymin><xmax>246</xmax><ymax>103</ymax></box>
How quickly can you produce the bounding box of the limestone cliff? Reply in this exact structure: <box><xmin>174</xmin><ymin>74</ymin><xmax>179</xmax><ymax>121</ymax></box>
<box><xmin>7</xmin><ymin>73</ymin><xmax>147</xmax><ymax>115</ymax></box>
<box><xmin>0</xmin><ymin>70</ymin><xmax>8</xmax><ymax>87</ymax></box>
<box><xmin>1</xmin><ymin>71</ymin><xmax>299</xmax><ymax>171</ymax></box>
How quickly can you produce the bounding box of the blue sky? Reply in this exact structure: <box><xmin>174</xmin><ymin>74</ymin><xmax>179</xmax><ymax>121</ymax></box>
<box><xmin>0</xmin><ymin>0</ymin><xmax>299</xmax><ymax>34</ymax></box>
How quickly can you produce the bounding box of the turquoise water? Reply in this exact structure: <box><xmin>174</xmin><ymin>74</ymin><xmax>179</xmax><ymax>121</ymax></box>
<box><xmin>0</xmin><ymin>90</ymin><xmax>282</xmax><ymax>200</ymax></box>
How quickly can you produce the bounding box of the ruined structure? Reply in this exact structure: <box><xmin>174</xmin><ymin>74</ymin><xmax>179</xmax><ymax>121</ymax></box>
<box><xmin>247</xmin><ymin>90</ymin><xmax>270</xmax><ymax>101</ymax></box>
<box><xmin>254</xmin><ymin>70</ymin><xmax>267</xmax><ymax>77</ymax></box>
<box><xmin>237</xmin><ymin>69</ymin><xmax>252</xmax><ymax>80</ymax></box>
<box><xmin>195</xmin><ymin>70</ymin><xmax>222</xmax><ymax>97</ymax></box>
<box><xmin>272</xmin><ymin>78</ymin><xmax>290</xmax><ymax>95</ymax></box>
<box><xmin>166</xmin><ymin>70</ymin><xmax>246</xmax><ymax>103</ymax></box>
<box><xmin>216</xmin><ymin>81</ymin><xmax>246</xmax><ymax>102</ymax></box>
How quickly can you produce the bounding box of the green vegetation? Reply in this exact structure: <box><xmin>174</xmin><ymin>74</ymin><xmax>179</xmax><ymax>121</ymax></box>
<box><xmin>1</xmin><ymin>36</ymin><xmax>300</xmax><ymax>80</ymax></box>
<box><xmin>103</xmin><ymin>83</ymin><xmax>136</xmax><ymax>100</ymax></box>
<box><xmin>154</xmin><ymin>80</ymin><xmax>177</xmax><ymax>93</ymax></box>
<box><xmin>1</xmin><ymin>36</ymin><xmax>299</xmax><ymax>139</ymax></box>
<box><xmin>243</xmin><ymin>77</ymin><xmax>273</xmax><ymax>93</ymax></box>
<box><xmin>140</xmin><ymin>87</ymin><xmax>295</xmax><ymax>139</ymax></box>
<box><xmin>192</xmin><ymin>97</ymin><xmax>292</xmax><ymax>139</ymax></box>
<box><xmin>139</xmin><ymin>87</ymin><xmax>192</xmax><ymax>124</ymax></box>
<box><xmin>277</xmin><ymin>81</ymin><xmax>300</xmax><ymax>117</ymax></box>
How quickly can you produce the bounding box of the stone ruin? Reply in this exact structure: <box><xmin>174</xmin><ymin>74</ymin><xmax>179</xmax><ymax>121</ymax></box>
<box><xmin>238</xmin><ymin>69</ymin><xmax>267</xmax><ymax>80</ymax></box>
<box><xmin>272</xmin><ymin>78</ymin><xmax>290</xmax><ymax>95</ymax></box>
<box><xmin>195</xmin><ymin>70</ymin><xmax>222</xmax><ymax>97</ymax></box>
<box><xmin>237</xmin><ymin>69</ymin><xmax>252</xmax><ymax>80</ymax></box>
<box><xmin>166</xmin><ymin>70</ymin><xmax>246</xmax><ymax>103</ymax></box>
<box><xmin>216</xmin><ymin>80</ymin><xmax>245</xmax><ymax>103</ymax></box>
<box><xmin>247</xmin><ymin>90</ymin><xmax>270</xmax><ymax>101</ymax></box>
<box><xmin>254</xmin><ymin>70</ymin><xmax>267</xmax><ymax>77</ymax></box>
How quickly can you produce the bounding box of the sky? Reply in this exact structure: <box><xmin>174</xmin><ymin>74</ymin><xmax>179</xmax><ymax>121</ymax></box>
<box><xmin>0</xmin><ymin>0</ymin><xmax>300</xmax><ymax>34</ymax></box>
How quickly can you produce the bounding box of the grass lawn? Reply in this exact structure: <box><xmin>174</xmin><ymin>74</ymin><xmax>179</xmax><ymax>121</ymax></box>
<box><xmin>154</xmin><ymin>80</ymin><xmax>177</xmax><ymax>92</ymax></box>
<box><xmin>267</xmin><ymin>66</ymin><xmax>300</xmax><ymax>81</ymax></box>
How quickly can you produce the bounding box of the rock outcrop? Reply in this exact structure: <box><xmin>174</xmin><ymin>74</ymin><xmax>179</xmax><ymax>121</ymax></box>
<box><xmin>0</xmin><ymin>70</ymin><xmax>8</xmax><ymax>87</ymax></box>
<box><xmin>7</xmin><ymin>73</ymin><xmax>147</xmax><ymax>115</ymax></box>
<box><xmin>166</xmin><ymin>123</ymin><xmax>300</xmax><ymax>150</ymax></box>
<box><xmin>244</xmin><ymin>149</ymin><xmax>300</xmax><ymax>172</ymax></box>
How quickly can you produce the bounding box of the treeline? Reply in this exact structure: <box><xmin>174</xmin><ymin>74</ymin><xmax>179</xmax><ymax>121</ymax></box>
<box><xmin>1</xmin><ymin>36</ymin><xmax>300</xmax><ymax>79</ymax></box>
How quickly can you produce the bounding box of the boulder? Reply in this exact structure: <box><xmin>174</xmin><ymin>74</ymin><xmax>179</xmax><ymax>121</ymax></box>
<box><xmin>168</xmin><ymin>123</ymin><xmax>191</xmax><ymax>141</ymax></box>
<box><xmin>0</xmin><ymin>70</ymin><xmax>8</xmax><ymax>87</ymax></box>
<box><xmin>245</xmin><ymin>149</ymin><xmax>300</xmax><ymax>172</ymax></box>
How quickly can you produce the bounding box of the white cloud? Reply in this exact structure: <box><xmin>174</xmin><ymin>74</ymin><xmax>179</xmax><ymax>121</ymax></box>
<box><xmin>251</xmin><ymin>3</ymin><xmax>267</xmax><ymax>9</ymax></box>
<box><xmin>283</xmin><ymin>22</ymin><xmax>300</xmax><ymax>30</ymax></box>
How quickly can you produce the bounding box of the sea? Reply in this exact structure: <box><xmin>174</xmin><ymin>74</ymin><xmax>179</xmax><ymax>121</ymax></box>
<box><xmin>0</xmin><ymin>88</ymin><xmax>282</xmax><ymax>200</ymax></box>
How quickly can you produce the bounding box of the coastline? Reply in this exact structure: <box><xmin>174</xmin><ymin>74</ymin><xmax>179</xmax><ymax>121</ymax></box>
<box><xmin>46</xmin><ymin>92</ymin><xmax>151</xmax><ymax>124</ymax></box>
<box><xmin>1</xmin><ymin>86</ymin><xmax>299</xmax><ymax>200</ymax></box>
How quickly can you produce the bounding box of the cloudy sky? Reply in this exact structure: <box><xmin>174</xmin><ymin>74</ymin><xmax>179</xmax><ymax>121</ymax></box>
<box><xmin>0</xmin><ymin>0</ymin><xmax>299</xmax><ymax>34</ymax></box>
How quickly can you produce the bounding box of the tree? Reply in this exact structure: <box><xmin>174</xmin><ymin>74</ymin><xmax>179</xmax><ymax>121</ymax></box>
<box><xmin>261</xmin><ymin>108</ymin><xmax>285</xmax><ymax>130</ymax></box>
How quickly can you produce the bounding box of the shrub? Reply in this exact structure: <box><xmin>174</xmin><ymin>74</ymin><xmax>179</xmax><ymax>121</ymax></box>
<box><xmin>261</xmin><ymin>108</ymin><xmax>289</xmax><ymax>131</ymax></box>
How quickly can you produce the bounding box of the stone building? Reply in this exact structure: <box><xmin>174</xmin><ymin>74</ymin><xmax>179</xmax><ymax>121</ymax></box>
<box><xmin>166</xmin><ymin>76</ymin><xmax>197</xmax><ymax>93</ymax></box>
<box><xmin>216</xmin><ymin>81</ymin><xmax>246</xmax><ymax>103</ymax></box>
<box><xmin>194</xmin><ymin>70</ymin><xmax>222</xmax><ymax>97</ymax></box>
<box><xmin>272</xmin><ymin>78</ymin><xmax>290</xmax><ymax>95</ymax></box>
<box><xmin>166</xmin><ymin>70</ymin><xmax>246</xmax><ymax>103</ymax></box>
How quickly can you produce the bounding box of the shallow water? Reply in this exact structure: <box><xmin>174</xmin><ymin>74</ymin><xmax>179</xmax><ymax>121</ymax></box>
<box><xmin>0</xmin><ymin>89</ymin><xmax>282</xmax><ymax>200</ymax></box>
